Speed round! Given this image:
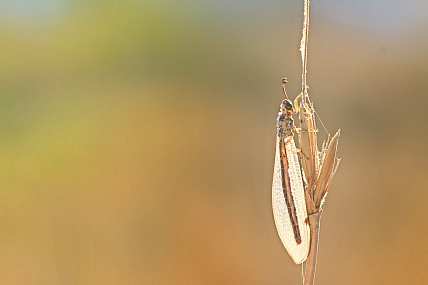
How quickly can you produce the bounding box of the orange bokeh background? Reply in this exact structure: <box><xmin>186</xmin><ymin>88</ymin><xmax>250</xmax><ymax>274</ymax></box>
<box><xmin>1</xmin><ymin>2</ymin><xmax>428</xmax><ymax>284</ymax></box>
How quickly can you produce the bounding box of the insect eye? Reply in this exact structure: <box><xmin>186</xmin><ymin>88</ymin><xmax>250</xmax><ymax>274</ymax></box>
<box><xmin>282</xmin><ymin>99</ymin><xmax>293</xmax><ymax>111</ymax></box>
<box><xmin>284</xmin><ymin>102</ymin><xmax>293</xmax><ymax>110</ymax></box>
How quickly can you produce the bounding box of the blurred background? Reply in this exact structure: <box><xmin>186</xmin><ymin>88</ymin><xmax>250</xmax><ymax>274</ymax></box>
<box><xmin>1</xmin><ymin>1</ymin><xmax>428</xmax><ymax>284</ymax></box>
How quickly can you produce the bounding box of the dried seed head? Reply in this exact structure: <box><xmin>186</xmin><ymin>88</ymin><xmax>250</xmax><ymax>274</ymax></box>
<box><xmin>313</xmin><ymin>130</ymin><xmax>341</xmax><ymax>209</ymax></box>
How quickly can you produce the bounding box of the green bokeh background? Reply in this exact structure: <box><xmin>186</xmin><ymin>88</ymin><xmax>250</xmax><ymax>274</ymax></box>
<box><xmin>1</xmin><ymin>1</ymin><xmax>428</xmax><ymax>284</ymax></box>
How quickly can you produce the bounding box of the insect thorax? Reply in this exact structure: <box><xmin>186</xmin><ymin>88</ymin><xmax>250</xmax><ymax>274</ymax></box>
<box><xmin>277</xmin><ymin>111</ymin><xmax>295</xmax><ymax>138</ymax></box>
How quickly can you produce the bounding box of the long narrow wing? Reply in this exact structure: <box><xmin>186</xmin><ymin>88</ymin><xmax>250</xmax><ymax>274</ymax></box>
<box><xmin>272</xmin><ymin>136</ymin><xmax>310</xmax><ymax>264</ymax></box>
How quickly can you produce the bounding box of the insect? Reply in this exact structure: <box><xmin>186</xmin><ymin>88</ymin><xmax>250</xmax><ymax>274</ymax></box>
<box><xmin>272</xmin><ymin>78</ymin><xmax>310</xmax><ymax>264</ymax></box>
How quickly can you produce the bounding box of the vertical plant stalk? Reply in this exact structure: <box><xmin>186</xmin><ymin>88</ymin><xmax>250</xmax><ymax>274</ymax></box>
<box><xmin>300</xmin><ymin>0</ymin><xmax>310</xmax><ymax>101</ymax></box>
<box><xmin>304</xmin><ymin>210</ymin><xmax>321</xmax><ymax>285</ymax></box>
<box><xmin>297</xmin><ymin>0</ymin><xmax>341</xmax><ymax>284</ymax></box>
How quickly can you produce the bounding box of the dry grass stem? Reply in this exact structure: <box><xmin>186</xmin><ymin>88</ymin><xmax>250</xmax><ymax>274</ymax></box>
<box><xmin>303</xmin><ymin>211</ymin><xmax>321</xmax><ymax>285</ymax></box>
<box><xmin>297</xmin><ymin>93</ymin><xmax>319</xmax><ymax>213</ymax></box>
<box><xmin>296</xmin><ymin>0</ymin><xmax>341</xmax><ymax>284</ymax></box>
<box><xmin>300</xmin><ymin>0</ymin><xmax>310</xmax><ymax>93</ymax></box>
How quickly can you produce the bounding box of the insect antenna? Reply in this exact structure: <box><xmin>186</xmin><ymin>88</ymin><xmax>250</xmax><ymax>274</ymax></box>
<box><xmin>281</xmin><ymin>77</ymin><xmax>290</xmax><ymax>100</ymax></box>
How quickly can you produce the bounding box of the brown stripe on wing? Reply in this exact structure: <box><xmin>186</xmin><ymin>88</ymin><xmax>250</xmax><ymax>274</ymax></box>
<box><xmin>279</xmin><ymin>137</ymin><xmax>302</xmax><ymax>245</ymax></box>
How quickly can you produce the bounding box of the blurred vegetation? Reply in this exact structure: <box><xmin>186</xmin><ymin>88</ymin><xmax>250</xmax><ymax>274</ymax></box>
<box><xmin>1</xmin><ymin>1</ymin><xmax>427</xmax><ymax>284</ymax></box>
